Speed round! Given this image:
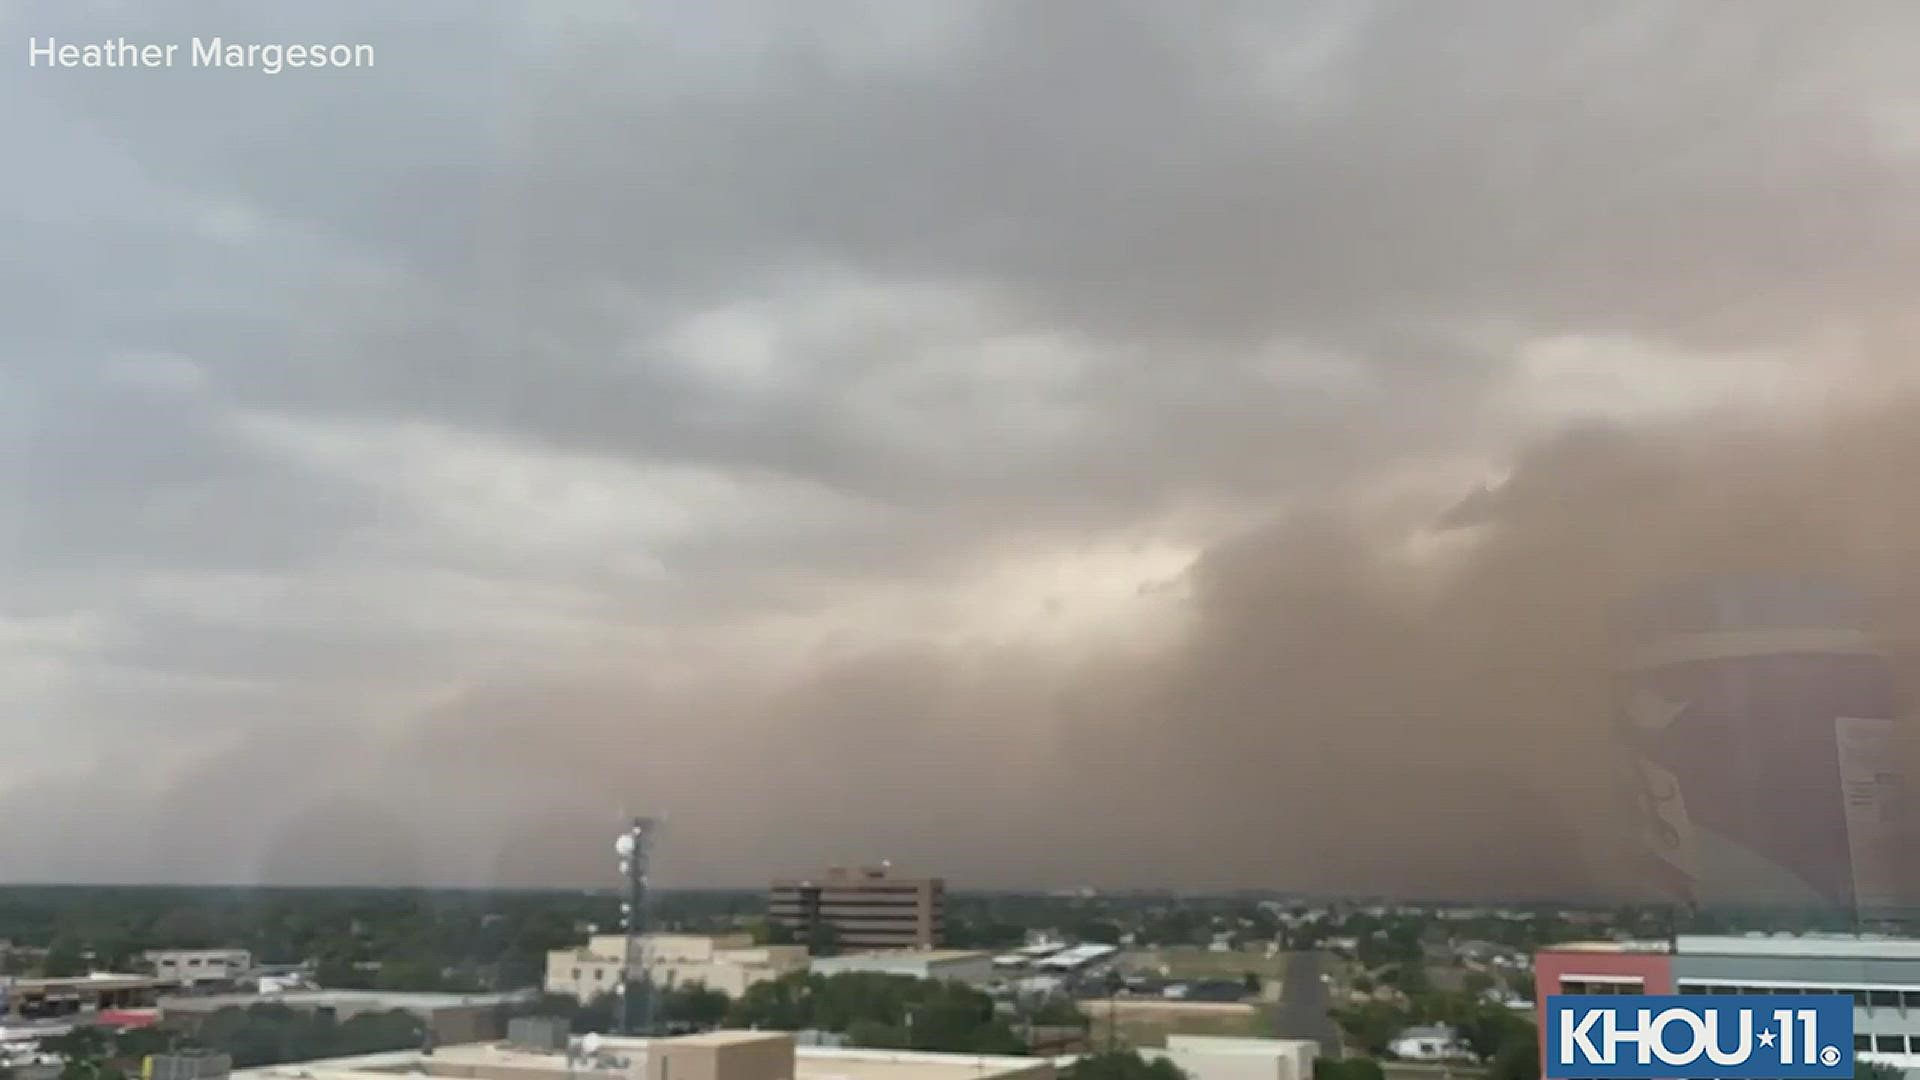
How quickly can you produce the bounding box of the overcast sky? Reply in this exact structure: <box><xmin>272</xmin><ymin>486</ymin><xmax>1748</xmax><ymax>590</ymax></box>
<box><xmin>7</xmin><ymin>1</ymin><xmax>1920</xmax><ymax>895</ymax></box>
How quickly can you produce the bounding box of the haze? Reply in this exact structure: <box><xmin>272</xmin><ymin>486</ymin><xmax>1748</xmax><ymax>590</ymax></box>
<box><xmin>6</xmin><ymin>2</ymin><xmax>1920</xmax><ymax>896</ymax></box>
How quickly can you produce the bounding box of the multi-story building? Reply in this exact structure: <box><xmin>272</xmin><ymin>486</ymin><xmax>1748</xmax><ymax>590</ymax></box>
<box><xmin>1536</xmin><ymin>934</ymin><xmax>1920</xmax><ymax>1075</ymax></box>
<box><xmin>544</xmin><ymin>933</ymin><xmax>808</xmax><ymax>1001</ymax></box>
<box><xmin>146</xmin><ymin>949</ymin><xmax>253</xmax><ymax>987</ymax></box>
<box><xmin>768</xmin><ymin>866</ymin><xmax>944</xmax><ymax>950</ymax></box>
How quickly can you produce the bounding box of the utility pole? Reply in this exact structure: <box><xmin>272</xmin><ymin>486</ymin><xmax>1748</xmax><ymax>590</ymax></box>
<box><xmin>614</xmin><ymin>818</ymin><xmax>656</xmax><ymax>1037</ymax></box>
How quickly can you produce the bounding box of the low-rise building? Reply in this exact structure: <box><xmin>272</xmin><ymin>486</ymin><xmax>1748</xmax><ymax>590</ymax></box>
<box><xmin>1</xmin><ymin>975</ymin><xmax>168</xmax><ymax>1019</ymax></box>
<box><xmin>807</xmin><ymin>951</ymin><xmax>993</xmax><ymax>986</ymax></box>
<box><xmin>146</xmin><ymin>950</ymin><xmax>253</xmax><ymax>987</ymax></box>
<box><xmin>158</xmin><ymin>989</ymin><xmax>534</xmax><ymax>1045</ymax></box>
<box><xmin>1146</xmin><ymin>1035</ymin><xmax>1319</xmax><ymax>1080</ymax></box>
<box><xmin>545</xmin><ymin>934</ymin><xmax>809</xmax><ymax>1001</ymax></box>
<box><xmin>229</xmin><ymin>1030</ymin><xmax>1050</xmax><ymax>1080</ymax></box>
<box><xmin>1387</xmin><ymin>1024</ymin><xmax>1469</xmax><ymax>1062</ymax></box>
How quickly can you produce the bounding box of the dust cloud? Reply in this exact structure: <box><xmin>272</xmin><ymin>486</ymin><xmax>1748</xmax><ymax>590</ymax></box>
<box><xmin>247</xmin><ymin>390</ymin><xmax>1920</xmax><ymax>901</ymax></box>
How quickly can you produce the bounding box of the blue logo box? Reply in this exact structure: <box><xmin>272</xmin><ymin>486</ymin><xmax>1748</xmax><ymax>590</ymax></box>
<box><xmin>1545</xmin><ymin>995</ymin><xmax>1854</xmax><ymax>1078</ymax></box>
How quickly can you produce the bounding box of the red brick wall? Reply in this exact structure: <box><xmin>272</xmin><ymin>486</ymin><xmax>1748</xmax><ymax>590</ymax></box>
<box><xmin>1533</xmin><ymin>949</ymin><xmax>1673</xmax><ymax>1072</ymax></box>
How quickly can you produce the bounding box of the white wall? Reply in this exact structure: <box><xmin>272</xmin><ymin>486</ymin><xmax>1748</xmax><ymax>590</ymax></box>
<box><xmin>807</xmin><ymin>953</ymin><xmax>993</xmax><ymax>985</ymax></box>
<box><xmin>1151</xmin><ymin>1035</ymin><xmax>1319</xmax><ymax>1080</ymax></box>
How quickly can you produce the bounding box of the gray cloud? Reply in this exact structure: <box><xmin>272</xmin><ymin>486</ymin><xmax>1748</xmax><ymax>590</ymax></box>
<box><xmin>6</xmin><ymin>1</ymin><xmax>1920</xmax><ymax>896</ymax></box>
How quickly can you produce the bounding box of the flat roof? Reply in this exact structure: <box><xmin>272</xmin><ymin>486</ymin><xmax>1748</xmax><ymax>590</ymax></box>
<box><xmin>816</xmin><ymin>950</ymin><xmax>989</xmax><ymax>964</ymax></box>
<box><xmin>234</xmin><ymin>1036</ymin><xmax>1044</xmax><ymax>1080</ymax></box>
<box><xmin>657</xmin><ymin>1031</ymin><xmax>790</xmax><ymax>1047</ymax></box>
<box><xmin>1539</xmin><ymin>941</ymin><xmax>1673</xmax><ymax>954</ymax></box>
<box><xmin>1677</xmin><ymin>934</ymin><xmax>1920</xmax><ymax>960</ymax></box>
<box><xmin>161</xmin><ymin>989</ymin><xmax>534</xmax><ymax>1012</ymax></box>
<box><xmin>1541</xmin><ymin>935</ymin><xmax>1920</xmax><ymax>960</ymax></box>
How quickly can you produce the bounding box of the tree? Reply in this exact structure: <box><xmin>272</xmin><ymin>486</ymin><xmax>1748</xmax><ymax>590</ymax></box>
<box><xmin>334</xmin><ymin>1012</ymin><xmax>425</xmax><ymax>1056</ymax></box>
<box><xmin>1062</xmin><ymin>1051</ymin><xmax>1187</xmax><ymax>1080</ymax></box>
<box><xmin>729</xmin><ymin>972</ymin><xmax>1024</xmax><ymax>1054</ymax></box>
<box><xmin>112</xmin><ymin>1027</ymin><xmax>178</xmax><ymax>1061</ymax></box>
<box><xmin>43</xmin><ymin>937</ymin><xmax>87</xmax><ymax>978</ymax></box>
<box><xmin>1330</xmin><ymin>1003</ymin><xmax>1409</xmax><ymax>1057</ymax></box>
<box><xmin>1027</xmin><ymin>995</ymin><xmax>1087</xmax><ymax>1026</ymax></box>
<box><xmin>658</xmin><ymin>985</ymin><xmax>729</xmax><ymax>1029</ymax></box>
<box><xmin>1451</xmin><ymin>1003</ymin><xmax>1533</xmax><ymax>1062</ymax></box>
<box><xmin>1242</xmin><ymin>972</ymin><xmax>1262</xmax><ymax>995</ymax></box>
<box><xmin>1858</xmin><ymin>1062</ymin><xmax>1903</xmax><ymax>1080</ymax></box>
<box><xmin>1486</xmin><ymin>1025</ymin><xmax>1539</xmax><ymax>1080</ymax></box>
<box><xmin>750</xmin><ymin>921</ymin><xmax>797</xmax><ymax>947</ymax></box>
<box><xmin>1314</xmin><ymin>1060</ymin><xmax>1385</xmax><ymax>1080</ymax></box>
<box><xmin>806</xmin><ymin>922</ymin><xmax>840</xmax><ymax>957</ymax></box>
<box><xmin>314</xmin><ymin>958</ymin><xmax>373</xmax><ymax>990</ymax></box>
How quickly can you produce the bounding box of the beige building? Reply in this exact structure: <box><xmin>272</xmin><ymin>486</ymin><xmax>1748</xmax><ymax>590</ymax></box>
<box><xmin>1147</xmin><ymin>1036</ymin><xmax>1321</xmax><ymax>1080</ymax></box>
<box><xmin>545</xmin><ymin>934</ymin><xmax>808</xmax><ymax>1001</ymax></box>
<box><xmin>768</xmin><ymin>866</ymin><xmax>943</xmax><ymax>951</ymax></box>
<box><xmin>147</xmin><ymin>949</ymin><xmax>253</xmax><ymax>986</ymax></box>
<box><xmin>230</xmin><ymin>1031</ymin><xmax>1050</xmax><ymax>1080</ymax></box>
<box><xmin>806</xmin><ymin>950</ymin><xmax>992</xmax><ymax>986</ymax></box>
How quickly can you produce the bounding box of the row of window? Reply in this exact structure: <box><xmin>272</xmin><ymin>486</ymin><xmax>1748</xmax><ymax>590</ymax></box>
<box><xmin>1562</xmin><ymin>979</ymin><xmax>1920</xmax><ymax>1009</ymax></box>
<box><xmin>1560</xmin><ymin>981</ymin><xmax>1643</xmax><ymax>995</ymax></box>
<box><xmin>1857</xmin><ymin>1034</ymin><xmax>1920</xmax><ymax>1054</ymax></box>
<box><xmin>1681</xmin><ymin>984</ymin><xmax>1920</xmax><ymax>1008</ymax></box>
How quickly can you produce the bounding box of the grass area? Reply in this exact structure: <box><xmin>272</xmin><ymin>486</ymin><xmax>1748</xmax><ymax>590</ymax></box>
<box><xmin>1083</xmin><ymin>1000</ymin><xmax>1264</xmax><ymax>1050</ymax></box>
<box><xmin>1120</xmin><ymin>947</ymin><xmax>1290</xmax><ymax>980</ymax></box>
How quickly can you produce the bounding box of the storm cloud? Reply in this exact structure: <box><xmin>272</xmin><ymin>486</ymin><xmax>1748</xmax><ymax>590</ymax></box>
<box><xmin>6</xmin><ymin>1</ymin><xmax>1920</xmax><ymax>897</ymax></box>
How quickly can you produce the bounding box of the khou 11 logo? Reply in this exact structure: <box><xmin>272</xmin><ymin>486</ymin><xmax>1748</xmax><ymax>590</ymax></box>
<box><xmin>1545</xmin><ymin>995</ymin><xmax>1854</xmax><ymax>1079</ymax></box>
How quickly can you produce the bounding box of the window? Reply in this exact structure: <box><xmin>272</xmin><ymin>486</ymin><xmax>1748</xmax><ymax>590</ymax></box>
<box><xmin>1904</xmin><ymin>991</ymin><xmax>1920</xmax><ymax>1009</ymax></box>
<box><xmin>1876</xmin><ymin>1035</ymin><xmax>1906</xmax><ymax>1053</ymax></box>
<box><xmin>1562</xmin><ymin>979</ymin><xmax>1642</xmax><ymax>996</ymax></box>
<box><xmin>1857</xmin><ymin>1036</ymin><xmax>1873</xmax><ymax>1052</ymax></box>
<box><xmin>1871</xmin><ymin>990</ymin><xmax>1900</xmax><ymax>1008</ymax></box>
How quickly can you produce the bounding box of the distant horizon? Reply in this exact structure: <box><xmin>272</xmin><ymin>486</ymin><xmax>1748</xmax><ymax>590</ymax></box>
<box><xmin>0</xmin><ymin>880</ymin><xmax>1830</xmax><ymax>910</ymax></box>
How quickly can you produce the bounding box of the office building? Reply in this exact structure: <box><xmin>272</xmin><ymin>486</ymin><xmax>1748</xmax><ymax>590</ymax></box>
<box><xmin>545</xmin><ymin>934</ymin><xmax>808</xmax><ymax>1000</ymax></box>
<box><xmin>769</xmin><ymin>866</ymin><xmax>944</xmax><ymax>950</ymax></box>
<box><xmin>807</xmin><ymin>950</ymin><xmax>993</xmax><ymax>986</ymax></box>
<box><xmin>1537</xmin><ymin>934</ymin><xmax>1920</xmax><ymax>1075</ymax></box>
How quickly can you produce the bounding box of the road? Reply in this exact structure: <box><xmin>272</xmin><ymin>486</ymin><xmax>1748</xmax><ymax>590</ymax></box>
<box><xmin>1269</xmin><ymin>949</ymin><xmax>1342</xmax><ymax>1056</ymax></box>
